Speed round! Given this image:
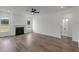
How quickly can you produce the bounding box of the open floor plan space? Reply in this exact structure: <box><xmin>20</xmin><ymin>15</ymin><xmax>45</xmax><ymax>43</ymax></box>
<box><xmin>0</xmin><ymin>33</ymin><xmax>79</xmax><ymax>52</ymax></box>
<box><xmin>0</xmin><ymin>6</ymin><xmax>79</xmax><ymax>52</ymax></box>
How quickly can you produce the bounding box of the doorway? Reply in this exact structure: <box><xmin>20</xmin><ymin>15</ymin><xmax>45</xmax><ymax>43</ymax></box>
<box><xmin>61</xmin><ymin>15</ymin><xmax>72</xmax><ymax>40</ymax></box>
<box><xmin>61</xmin><ymin>18</ymin><xmax>69</xmax><ymax>36</ymax></box>
<box><xmin>26</xmin><ymin>16</ymin><xmax>33</xmax><ymax>33</ymax></box>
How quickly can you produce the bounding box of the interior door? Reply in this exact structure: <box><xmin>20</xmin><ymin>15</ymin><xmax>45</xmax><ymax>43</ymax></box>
<box><xmin>61</xmin><ymin>19</ymin><xmax>69</xmax><ymax>36</ymax></box>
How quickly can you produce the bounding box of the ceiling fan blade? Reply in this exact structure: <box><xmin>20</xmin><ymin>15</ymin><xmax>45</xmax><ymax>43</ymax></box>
<box><xmin>35</xmin><ymin>12</ymin><xmax>39</xmax><ymax>13</ymax></box>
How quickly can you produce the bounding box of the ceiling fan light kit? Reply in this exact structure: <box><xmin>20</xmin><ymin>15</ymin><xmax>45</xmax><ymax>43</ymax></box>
<box><xmin>26</xmin><ymin>8</ymin><xmax>40</xmax><ymax>15</ymax></box>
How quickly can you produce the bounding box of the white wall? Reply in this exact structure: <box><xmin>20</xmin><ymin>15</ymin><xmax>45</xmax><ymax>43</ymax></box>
<box><xmin>72</xmin><ymin>8</ymin><xmax>79</xmax><ymax>42</ymax></box>
<box><xmin>33</xmin><ymin>13</ymin><xmax>61</xmax><ymax>38</ymax></box>
<box><xmin>33</xmin><ymin>8</ymin><xmax>73</xmax><ymax>38</ymax></box>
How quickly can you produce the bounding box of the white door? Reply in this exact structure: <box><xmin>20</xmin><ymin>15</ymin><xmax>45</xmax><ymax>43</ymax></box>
<box><xmin>61</xmin><ymin>19</ymin><xmax>69</xmax><ymax>36</ymax></box>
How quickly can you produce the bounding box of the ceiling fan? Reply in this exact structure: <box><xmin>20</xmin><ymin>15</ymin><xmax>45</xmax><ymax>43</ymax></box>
<box><xmin>26</xmin><ymin>8</ymin><xmax>40</xmax><ymax>15</ymax></box>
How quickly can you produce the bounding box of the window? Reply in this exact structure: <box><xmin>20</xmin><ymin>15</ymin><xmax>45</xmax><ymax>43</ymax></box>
<box><xmin>1</xmin><ymin>19</ymin><xmax>9</xmax><ymax>24</ymax></box>
<box><xmin>27</xmin><ymin>20</ymin><xmax>30</xmax><ymax>25</ymax></box>
<box><xmin>0</xmin><ymin>18</ymin><xmax>10</xmax><ymax>32</ymax></box>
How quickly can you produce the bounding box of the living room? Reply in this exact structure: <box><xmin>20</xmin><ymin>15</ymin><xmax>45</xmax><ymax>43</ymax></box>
<box><xmin>0</xmin><ymin>6</ymin><xmax>79</xmax><ymax>52</ymax></box>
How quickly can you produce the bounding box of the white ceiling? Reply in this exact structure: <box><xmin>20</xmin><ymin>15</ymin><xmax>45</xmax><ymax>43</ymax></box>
<box><xmin>0</xmin><ymin>6</ymin><xmax>76</xmax><ymax>14</ymax></box>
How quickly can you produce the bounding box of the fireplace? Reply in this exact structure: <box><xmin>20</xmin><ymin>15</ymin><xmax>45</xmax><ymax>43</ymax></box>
<box><xmin>16</xmin><ymin>27</ymin><xmax>24</xmax><ymax>35</ymax></box>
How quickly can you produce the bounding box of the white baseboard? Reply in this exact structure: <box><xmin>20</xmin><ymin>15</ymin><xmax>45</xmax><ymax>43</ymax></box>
<box><xmin>34</xmin><ymin>32</ymin><xmax>61</xmax><ymax>39</ymax></box>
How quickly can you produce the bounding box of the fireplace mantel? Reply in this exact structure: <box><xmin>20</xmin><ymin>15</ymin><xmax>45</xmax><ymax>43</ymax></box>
<box><xmin>15</xmin><ymin>25</ymin><xmax>26</xmax><ymax>27</ymax></box>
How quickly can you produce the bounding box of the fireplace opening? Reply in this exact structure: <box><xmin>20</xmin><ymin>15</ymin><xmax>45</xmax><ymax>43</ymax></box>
<box><xmin>16</xmin><ymin>27</ymin><xmax>24</xmax><ymax>35</ymax></box>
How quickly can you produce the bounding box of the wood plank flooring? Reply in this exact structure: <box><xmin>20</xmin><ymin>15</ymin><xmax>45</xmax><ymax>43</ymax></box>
<box><xmin>0</xmin><ymin>33</ymin><xmax>79</xmax><ymax>52</ymax></box>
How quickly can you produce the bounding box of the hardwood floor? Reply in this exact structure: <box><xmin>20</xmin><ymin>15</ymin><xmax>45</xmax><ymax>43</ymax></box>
<box><xmin>0</xmin><ymin>33</ymin><xmax>79</xmax><ymax>52</ymax></box>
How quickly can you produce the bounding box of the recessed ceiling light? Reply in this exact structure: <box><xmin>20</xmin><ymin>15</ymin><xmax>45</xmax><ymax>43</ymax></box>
<box><xmin>66</xmin><ymin>19</ymin><xmax>68</xmax><ymax>22</ymax></box>
<box><xmin>8</xmin><ymin>10</ymin><xmax>10</xmax><ymax>12</ymax></box>
<box><xmin>31</xmin><ymin>12</ymin><xmax>34</xmax><ymax>15</ymax></box>
<box><xmin>61</xmin><ymin>6</ymin><xmax>63</xmax><ymax>8</ymax></box>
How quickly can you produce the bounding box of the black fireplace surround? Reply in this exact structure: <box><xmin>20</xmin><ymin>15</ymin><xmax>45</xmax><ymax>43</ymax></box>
<box><xmin>16</xmin><ymin>27</ymin><xmax>24</xmax><ymax>35</ymax></box>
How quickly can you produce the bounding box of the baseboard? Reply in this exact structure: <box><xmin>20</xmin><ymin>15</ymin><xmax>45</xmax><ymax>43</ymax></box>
<box><xmin>0</xmin><ymin>35</ymin><xmax>15</xmax><ymax>38</ymax></box>
<box><xmin>34</xmin><ymin>32</ymin><xmax>61</xmax><ymax>39</ymax></box>
<box><xmin>61</xmin><ymin>35</ymin><xmax>72</xmax><ymax>38</ymax></box>
<box><xmin>61</xmin><ymin>35</ymin><xmax>72</xmax><ymax>40</ymax></box>
<box><xmin>72</xmin><ymin>39</ymin><xmax>78</xmax><ymax>43</ymax></box>
<box><xmin>0</xmin><ymin>32</ymin><xmax>33</xmax><ymax>38</ymax></box>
